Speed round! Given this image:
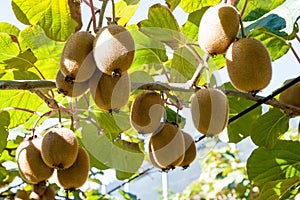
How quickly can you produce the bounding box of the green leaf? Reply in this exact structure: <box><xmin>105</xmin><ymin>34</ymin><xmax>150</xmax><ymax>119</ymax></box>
<box><xmin>0</xmin><ymin>22</ymin><xmax>20</xmax><ymax>37</ymax></box>
<box><xmin>226</xmin><ymin>83</ymin><xmax>262</xmax><ymax>143</ymax></box>
<box><xmin>166</xmin><ymin>106</ymin><xmax>186</xmax><ymax>127</ymax></box>
<box><xmin>258</xmin><ymin>177</ymin><xmax>300</xmax><ymax>200</ymax></box>
<box><xmin>248</xmin><ymin>26</ymin><xmax>290</xmax><ymax>60</ymax></box>
<box><xmin>12</xmin><ymin>0</ymin><xmax>77</xmax><ymax>41</ymax></box>
<box><xmin>118</xmin><ymin>189</ymin><xmax>138</xmax><ymax>200</ymax></box>
<box><xmin>237</xmin><ymin>0</ymin><xmax>285</xmax><ymax>21</ymax></box>
<box><xmin>182</xmin><ymin>8</ymin><xmax>208</xmax><ymax>42</ymax></box>
<box><xmin>250</xmin><ymin>108</ymin><xmax>290</xmax><ymax>149</ymax></box>
<box><xmin>138</xmin><ymin>4</ymin><xmax>182</xmax><ymax>48</ymax></box>
<box><xmin>0</xmin><ymin>111</ymin><xmax>10</xmax><ymax>153</ymax></box>
<box><xmin>19</xmin><ymin>26</ymin><xmax>64</xmax><ymax>79</ymax></box>
<box><xmin>4</xmin><ymin>49</ymin><xmax>37</xmax><ymax>71</ymax></box>
<box><xmin>0</xmin><ymin>33</ymin><xmax>19</xmax><ymax>62</ymax></box>
<box><xmin>166</xmin><ymin>0</ymin><xmax>181</xmax><ymax>11</ymax></box>
<box><xmin>115</xmin><ymin>0</ymin><xmax>140</xmax><ymax>26</ymax></box>
<box><xmin>127</xmin><ymin>25</ymin><xmax>168</xmax><ymax>71</ymax></box>
<box><xmin>179</xmin><ymin>0</ymin><xmax>220</xmax><ymax>13</ymax></box>
<box><xmin>247</xmin><ymin>140</ymin><xmax>300</xmax><ymax>187</ymax></box>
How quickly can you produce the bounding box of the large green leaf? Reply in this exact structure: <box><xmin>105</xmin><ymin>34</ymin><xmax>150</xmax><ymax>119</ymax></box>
<box><xmin>226</xmin><ymin>83</ymin><xmax>262</xmax><ymax>143</ymax></box>
<box><xmin>12</xmin><ymin>0</ymin><xmax>78</xmax><ymax>41</ymax></box>
<box><xmin>127</xmin><ymin>25</ymin><xmax>168</xmax><ymax>71</ymax></box>
<box><xmin>138</xmin><ymin>4</ymin><xmax>182</xmax><ymax>48</ymax></box>
<box><xmin>248</xmin><ymin>26</ymin><xmax>290</xmax><ymax>61</ymax></box>
<box><xmin>115</xmin><ymin>0</ymin><xmax>140</xmax><ymax>26</ymax></box>
<box><xmin>250</xmin><ymin>108</ymin><xmax>290</xmax><ymax>149</ymax></box>
<box><xmin>19</xmin><ymin>26</ymin><xmax>64</xmax><ymax>79</ymax></box>
<box><xmin>247</xmin><ymin>140</ymin><xmax>300</xmax><ymax>187</ymax></box>
<box><xmin>81</xmin><ymin>122</ymin><xmax>144</xmax><ymax>174</ymax></box>
<box><xmin>0</xmin><ymin>22</ymin><xmax>20</xmax><ymax>37</ymax></box>
<box><xmin>237</xmin><ymin>0</ymin><xmax>285</xmax><ymax>21</ymax></box>
<box><xmin>179</xmin><ymin>0</ymin><xmax>220</xmax><ymax>13</ymax></box>
<box><xmin>4</xmin><ymin>49</ymin><xmax>37</xmax><ymax>71</ymax></box>
<box><xmin>258</xmin><ymin>177</ymin><xmax>300</xmax><ymax>200</ymax></box>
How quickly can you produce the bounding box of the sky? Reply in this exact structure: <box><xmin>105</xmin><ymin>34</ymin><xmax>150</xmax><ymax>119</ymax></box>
<box><xmin>0</xmin><ymin>0</ymin><xmax>300</xmax><ymax>198</ymax></box>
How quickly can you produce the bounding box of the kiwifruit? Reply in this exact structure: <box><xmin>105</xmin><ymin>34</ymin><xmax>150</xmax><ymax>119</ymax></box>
<box><xmin>55</xmin><ymin>70</ymin><xmax>89</xmax><ymax>97</ymax></box>
<box><xmin>130</xmin><ymin>90</ymin><xmax>165</xmax><ymax>134</ymax></box>
<box><xmin>32</xmin><ymin>182</ymin><xmax>46</xmax><ymax>197</ymax></box>
<box><xmin>225</xmin><ymin>38</ymin><xmax>272</xmax><ymax>93</ymax></box>
<box><xmin>41</xmin><ymin>127</ymin><xmax>78</xmax><ymax>170</ymax></box>
<box><xmin>279</xmin><ymin>79</ymin><xmax>300</xmax><ymax>107</ymax></box>
<box><xmin>148</xmin><ymin>122</ymin><xmax>185</xmax><ymax>170</ymax></box>
<box><xmin>198</xmin><ymin>3</ymin><xmax>240</xmax><ymax>55</ymax></box>
<box><xmin>15</xmin><ymin>189</ymin><xmax>30</xmax><ymax>200</ymax></box>
<box><xmin>93</xmin><ymin>24</ymin><xmax>135</xmax><ymax>76</ymax></box>
<box><xmin>176</xmin><ymin>131</ymin><xmax>197</xmax><ymax>168</ymax></box>
<box><xmin>60</xmin><ymin>31</ymin><xmax>96</xmax><ymax>82</ymax></box>
<box><xmin>68</xmin><ymin>0</ymin><xmax>82</xmax><ymax>32</ymax></box>
<box><xmin>56</xmin><ymin>146</ymin><xmax>90</xmax><ymax>190</ymax></box>
<box><xmin>16</xmin><ymin>138</ymin><xmax>54</xmax><ymax>184</ymax></box>
<box><xmin>190</xmin><ymin>88</ymin><xmax>229</xmax><ymax>136</ymax></box>
<box><xmin>42</xmin><ymin>186</ymin><xmax>56</xmax><ymax>200</ymax></box>
<box><xmin>89</xmin><ymin>69</ymin><xmax>130</xmax><ymax>112</ymax></box>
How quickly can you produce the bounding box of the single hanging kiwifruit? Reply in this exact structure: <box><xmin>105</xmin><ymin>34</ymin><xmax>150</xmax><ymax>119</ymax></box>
<box><xmin>130</xmin><ymin>90</ymin><xmax>165</xmax><ymax>134</ymax></box>
<box><xmin>41</xmin><ymin>127</ymin><xmax>78</xmax><ymax>170</ymax></box>
<box><xmin>93</xmin><ymin>24</ymin><xmax>135</xmax><ymax>76</ymax></box>
<box><xmin>16</xmin><ymin>138</ymin><xmax>54</xmax><ymax>184</ymax></box>
<box><xmin>148</xmin><ymin>122</ymin><xmax>185</xmax><ymax>170</ymax></box>
<box><xmin>279</xmin><ymin>79</ymin><xmax>300</xmax><ymax>107</ymax></box>
<box><xmin>60</xmin><ymin>31</ymin><xmax>96</xmax><ymax>82</ymax></box>
<box><xmin>190</xmin><ymin>88</ymin><xmax>229</xmax><ymax>136</ymax></box>
<box><xmin>225</xmin><ymin>37</ymin><xmax>272</xmax><ymax>93</ymax></box>
<box><xmin>176</xmin><ymin>131</ymin><xmax>197</xmax><ymax>168</ymax></box>
<box><xmin>198</xmin><ymin>3</ymin><xmax>240</xmax><ymax>55</ymax></box>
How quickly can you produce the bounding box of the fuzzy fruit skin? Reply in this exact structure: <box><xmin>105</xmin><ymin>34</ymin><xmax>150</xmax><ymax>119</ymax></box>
<box><xmin>15</xmin><ymin>189</ymin><xmax>30</xmax><ymax>200</ymax></box>
<box><xmin>16</xmin><ymin>138</ymin><xmax>54</xmax><ymax>184</ymax></box>
<box><xmin>279</xmin><ymin>80</ymin><xmax>300</xmax><ymax>107</ymax></box>
<box><xmin>89</xmin><ymin>69</ymin><xmax>130</xmax><ymax>112</ymax></box>
<box><xmin>149</xmin><ymin>122</ymin><xmax>185</xmax><ymax>170</ymax></box>
<box><xmin>55</xmin><ymin>70</ymin><xmax>89</xmax><ymax>97</ymax></box>
<box><xmin>57</xmin><ymin>147</ymin><xmax>90</xmax><ymax>190</ymax></box>
<box><xmin>93</xmin><ymin>24</ymin><xmax>135</xmax><ymax>76</ymax></box>
<box><xmin>130</xmin><ymin>90</ymin><xmax>165</xmax><ymax>134</ymax></box>
<box><xmin>42</xmin><ymin>186</ymin><xmax>56</xmax><ymax>200</ymax></box>
<box><xmin>68</xmin><ymin>0</ymin><xmax>82</xmax><ymax>32</ymax></box>
<box><xmin>191</xmin><ymin>88</ymin><xmax>229</xmax><ymax>136</ymax></box>
<box><xmin>60</xmin><ymin>31</ymin><xmax>96</xmax><ymax>82</ymax></box>
<box><xmin>198</xmin><ymin>3</ymin><xmax>240</xmax><ymax>55</ymax></box>
<box><xmin>177</xmin><ymin>131</ymin><xmax>197</xmax><ymax>168</ymax></box>
<box><xmin>226</xmin><ymin>38</ymin><xmax>272</xmax><ymax>92</ymax></box>
<box><xmin>41</xmin><ymin>127</ymin><xmax>78</xmax><ymax>170</ymax></box>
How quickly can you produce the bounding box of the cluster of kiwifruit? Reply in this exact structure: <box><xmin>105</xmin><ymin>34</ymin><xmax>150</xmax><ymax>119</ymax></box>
<box><xmin>198</xmin><ymin>2</ymin><xmax>272</xmax><ymax>93</ymax></box>
<box><xmin>129</xmin><ymin>90</ymin><xmax>197</xmax><ymax>170</ymax></box>
<box><xmin>15</xmin><ymin>127</ymin><xmax>90</xmax><ymax>199</ymax></box>
<box><xmin>56</xmin><ymin>23</ymin><xmax>135</xmax><ymax>112</ymax></box>
<box><xmin>15</xmin><ymin>183</ymin><xmax>55</xmax><ymax>200</ymax></box>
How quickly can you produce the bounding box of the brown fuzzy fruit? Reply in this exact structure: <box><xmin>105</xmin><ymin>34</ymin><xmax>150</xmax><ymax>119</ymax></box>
<box><xmin>68</xmin><ymin>0</ymin><xmax>82</xmax><ymax>32</ymax></box>
<box><xmin>149</xmin><ymin>122</ymin><xmax>185</xmax><ymax>170</ymax></box>
<box><xmin>130</xmin><ymin>90</ymin><xmax>165</xmax><ymax>134</ymax></box>
<box><xmin>56</xmin><ymin>147</ymin><xmax>90</xmax><ymax>190</ymax></box>
<box><xmin>198</xmin><ymin>3</ymin><xmax>240</xmax><ymax>55</ymax></box>
<box><xmin>55</xmin><ymin>70</ymin><xmax>89</xmax><ymax>97</ymax></box>
<box><xmin>60</xmin><ymin>31</ymin><xmax>96</xmax><ymax>82</ymax></box>
<box><xmin>279</xmin><ymin>79</ymin><xmax>300</xmax><ymax>107</ymax></box>
<box><xmin>16</xmin><ymin>138</ymin><xmax>54</xmax><ymax>184</ymax></box>
<box><xmin>41</xmin><ymin>127</ymin><xmax>78</xmax><ymax>170</ymax></box>
<box><xmin>190</xmin><ymin>88</ymin><xmax>229</xmax><ymax>136</ymax></box>
<box><xmin>89</xmin><ymin>69</ymin><xmax>130</xmax><ymax>112</ymax></box>
<box><xmin>93</xmin><ymin>24</ymin><xmax>135</xmax><ymax>76</ymax></box>
<box><xmin>176</xmin><ymin>131</ymin><xmax>197</xmax><ymax>168</ymax></box>
<box><xmin>226</xmin><ymin>38</ymin><xmax>272</xmax><ymax>93</ymax></box>
<box><xmin>42</xmin><ymin>186</ymin><xmax>56</xmax><ymax>200</ymax></box>
<box><xmin>15</xmin><ymin>189</ymin><xmax>30</xmax><ymax>200</ymax></box>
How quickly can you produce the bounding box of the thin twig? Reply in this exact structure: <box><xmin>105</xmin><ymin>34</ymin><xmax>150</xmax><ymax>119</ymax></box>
<box><xmin>111</xmin><ymin>0</ymin><xmax>116</xmax><ymax>24</ymax></box>
<box><xmin>239</xmin><ymin>16</ymin><xmax>246</xmax><ymax>38</ymax></box>
<box><xmin>89</xmin><ymin>0</ymin><xmax>98</xmax><ymax>33</ymax></box>
<box><xmin>99</xmin><ymin>0</ymin><xmax>109</xmax><ymax>28</ymax></box>
<box><xmin>240</xmin><ymin>0</ymin><xmax>248</xmax><ymax>17</ymax></box>
<box><xmin>287</xmin><ymin>41</ymin><xmax>300</xmax><ymax>64</ymax></box>
<box><xmin>86</xmin><ymin>9</ymin><xmax>100</xmax><ymax>32</ymax></box>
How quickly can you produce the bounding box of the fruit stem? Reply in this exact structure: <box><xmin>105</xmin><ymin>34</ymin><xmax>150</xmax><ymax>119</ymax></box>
<box><xmin>240</xmin><ymin>0</ymin><xmax>249</xmax><ymax>17</ymax></box>
<box><xmin>86</xmin><ymin>9</ymin><xmax>100</xmax><ymax>32</ymax></box>
<box><xmin>239</xmin><ymin>16</ymin><xmax>246</xmax><ymax>38</ymax></box>
<box><xmin>228</xmin><ymin>75</ymin><xmax>300</xmax><ymax>124</ymax></box>
<box><xmin>287</xmin><ymin>41</ymin><xmax>300</xmax><ymax>64</ymax></box>
<box><xmin>88</xmin><ymin>0</ymin><xmax>98</xmax><ymax>33</ymax></box>
<box><xmin>98</xmin><ymin>0</ymin><xmax>109</xmax><ymax>28</ymax></box>
<box><xmin>111</xmin><ymin>0</ymin><xmax>116</xmax><ymax>24</ymax></box>
<box><xmin>32</xmin><ymin>110</ymin><xmax>54</xmax><ymax>137</ymax></box>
